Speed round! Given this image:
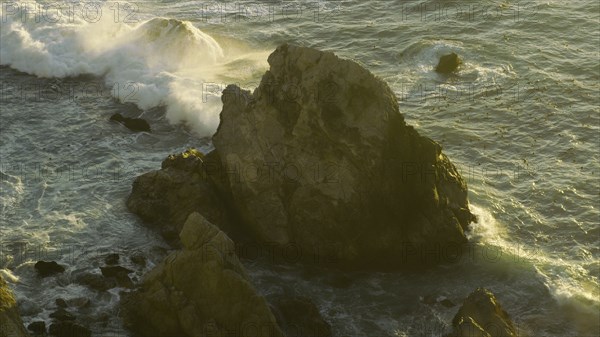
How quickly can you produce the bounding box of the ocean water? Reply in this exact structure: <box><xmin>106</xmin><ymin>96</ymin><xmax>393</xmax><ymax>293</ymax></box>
<box><xmin>0</xmin><ymin>0</ymin><xmax>598</xmax><ymax>336</ymax></box>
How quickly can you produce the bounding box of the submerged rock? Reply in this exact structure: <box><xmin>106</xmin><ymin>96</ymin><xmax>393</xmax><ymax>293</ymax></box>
<box><xmin>48</xmin><ymin>322</ymin><xmax>91</xmax><ymax>337</ymax></box>
<box><xmin>212</xmin><ymin>44</ymin><xmax>474</xmax><ymax>269</ymax></box>
<box><xmin>447</xmin><ymin>288</ymin><xmax>517</xmax><ymax>337</ymax></box>
<box><xmin>120</xmin><ymin>212</ymin><xmax>284</xmax><ymax>337</ymax></box>
<box><xmin>104</xmin><ymin>254</ymin><xmax>119</xmax><ymax>265</ymax></box>
<box><xmin>109</xmin><ymin>113</ymin><xmax>151</xmax><ymax>132</ymax></box>
<box><xmin>0</xmin><ymin>275</ymin><xmax>29</xmax><ymax>337</ymax></box>
<box><xmin>127</xmin><ymin>148</ymin><xmax>235</xmax><ymax>245</ymax></box>
<box><xmin>34</xmin><ymin>261</ymin><xmax>65</xmax><ymax>277</ymax></box>
<box><xmin>27</xmin><ymin>321</ymin><xmax>46</xmax><ymax>335</ymax></box>
<box><xmin>73</xmin><ymin>272</ymin><xmax>117</xmax><ymax>292</ymax></box>
<box><xmin>436</xmin><ymin>52</ymin><xmax>462</xmax><ymax>73</ymax></box>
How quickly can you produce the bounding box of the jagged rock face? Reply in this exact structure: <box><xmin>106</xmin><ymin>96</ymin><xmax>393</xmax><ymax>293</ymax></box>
<box><xmin>127</xmin><ymin>149</ymin><xmax>234</xmax><ymax>244</ymax></box>
<box><xmin>447</xmin><ymin>288</ymin><xmax>517</xmax><ymax>337</ymax></box>
<box><xmin>120</xmin><ymin>212</ymin><xmax>283</xmax><ymax>337</ymax></box>
<box><xmin>212</xmin><ymin>44</ymin><xmax>474</xmax><ymax>268</ymax></box>
<box><xmin>0</xmin><ymin>275</ymin><xmax>29</xmax><ymax>337</ymax></box>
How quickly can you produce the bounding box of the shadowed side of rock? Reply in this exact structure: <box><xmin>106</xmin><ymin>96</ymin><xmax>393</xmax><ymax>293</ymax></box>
<box><xmin>0</xmin><ymin>275</ymin><xmax>30</xmax><ymax>337</ymax></box>
<box><xmin>126</xmin><ymin>148</ymin><xmax>239</xmax><ymax>245</ymax></box>
<box><xmin>120</xmin><ymin>212</ymin><xmax>284</xmax><ymax>337</ymax></box>
<box><xmin>212</xmin><ymin>43</ymin><xmax>475</xmax><ymax>269</ymax></box>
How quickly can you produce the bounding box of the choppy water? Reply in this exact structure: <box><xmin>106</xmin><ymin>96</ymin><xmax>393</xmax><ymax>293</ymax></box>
<box><xmin>1</xmin><ymin>1</ymin><xmax>598</xmax><ymax>336</ymax></box>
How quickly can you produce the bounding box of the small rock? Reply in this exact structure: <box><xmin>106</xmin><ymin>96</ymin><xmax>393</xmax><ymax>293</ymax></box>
<box><xmin>422</xmin><ymin>295</ymin><xmax>437</xmax><ymax>305</ymax></box>
<box><xmin>99</xmin><ymin>266</ymin><xmax>134</xmax><ymax>289</ymax></box>
<box><xmin>130</xmin><ymin>253</ymin><xmax>146</xmax><ymax>268</ymax></box>
<box><xmin>435</xmin><ymin>52</ymin><xmax>462</xmax><ymax>73</ymax></box>
<box><xmin>104</xmin><ymin>254</ymin><xmax>119</xmax><ymax>265</ymax></box>
<box><xmin>440</xmin><ymin>299</ymin><xmax>456</xmax><ymax>308</ymax></box>
<box><xmin>99</xmin><ymin>266</ymin><xmax>133</xmax><ymax>278</ymax></box>
<box><xmin>49</xmin><ymin>322</ymin><xmax>91</xmax><ymax>337</ymax></box>
<box><xmin>110</xmin><ymin>113</ymin><xmax>151</xmax><ymax>132</ymax></box>
<box><xmin>49</xmin><ymin>308</ymin><xmax>76</xmax><ymax>321</ymax></box>
<box><xmin>55</xmin><ymin>298</ymin><xmax>68</xmax><ymax>308</ymax></box>
<box><xmin>73</xmin><ymin>272</ymin><xmax>117</xmax><ymax>292</ymax></box>
<box><xmin>66</xmin><ymin>297</ymin><xmax>91</xmax><ymax>308</ymax></box>
<box><xmin>27</xmin><ymin>321</ymin><xmax>46</xmax><ymax>335</ymax></box>
<box><xmin>34</xmin><ymin>261</ymin><xmax>65</xmax><ymax>277</ymax></box>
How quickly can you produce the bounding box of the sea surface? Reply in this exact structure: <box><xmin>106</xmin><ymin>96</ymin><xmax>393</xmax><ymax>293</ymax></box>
<box><xmin>1</xmin><ymin>1</ymin><xmax>598</xmax><ymax>336</ymax></box>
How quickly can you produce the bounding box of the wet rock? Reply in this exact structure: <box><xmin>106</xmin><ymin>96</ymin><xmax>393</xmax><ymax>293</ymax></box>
<box><xmin>104</xmin><ymin>254</ymin><xmax>119</xmax><ymax>265</ymax></box>
<box><xmin>73</xmin><ymin>272</ymin><xmax>117</xmax><ymax>292</ymax></box>
<box><xmin>99</xmin><ymin>266</ymin><xmax>134</xmax><ymax>289</ymax></box>
<box><xmin>34</xmin><ymin>261</ymin><xmax>65</xmax><ymax>277</ymax></box>
<box><xmin>212</xmin><ymin>44</ymin><xmax>474</xmax><ymax>269</ymax></box>
<box><xmin>109</xmin><ymin>113</ymin><xmax>150</xmax><ymax>132</ymax></box>
<box><xmin>435</xmin><ymin>52</ymin><xmax>462</xmax><ymax>73</ymax></box>
<box><xmin>446</xmin><ymin>288</ymin><xmax>516</xmax><ymax>337</ymax></box>
<box><xmin>27</xmin><ymin>321</ymin><xmax>46</xmax><ymax>335</ymax></box>
<box><xmin>0</xmin><ymin>275</ymin><xmax>29</xmax><ymax>337</ymax></box>
<box><xmin>130</xmin><ymin>253</ymin><xmax>147</xmax><ymax>268</ymax></box>
<box><xmin>270</xmin><ymin>296</ymin><xmax>332</xmax><ymax>337</ymax></box>
<box><xmin>99</xmin><ymin>266</ymin><xmax>132</xmax><ymax>278</ymax></box>
<box><xmin>422</xmin><ymin>295</ymin><xmax>437</xmax><ymax>305</ymax></box>
<box><xmin>127</xmin><ymin>148</ymin><xmax>236</xmax><ymax>245</ymax></box>
<box><xmin>49</xmin><ymin>308</ymin><xmax>75</xmax><ymax>321</ymax></box>
<box><xmin>55</xmin><ymin>298</ymin><xmax>68</xmax><ymax>308</ymax></box>
<box><xmin>48</xmin><ymin>322</ymin><xmax>91</xmax><ymax>337</ymax></box>
<box><xmin>120</xmin><ymin>212</ymin><xmax>283</xmax><ymax>337</ymax></box>
<box><xmin>440</xmin><ymin>298</ymin><xmax>456</xmax><ymax>308</ymax></box>
<box><xmin>65</xmin><ymin>298</ymin><xmax>90</xmax><ymax>308</ymax></box>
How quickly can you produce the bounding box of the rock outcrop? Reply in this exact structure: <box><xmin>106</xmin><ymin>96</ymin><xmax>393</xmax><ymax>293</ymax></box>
<box><xmin>127</xmin><ymin>149</ymin><xmax>236</xmax><ymax>245</ymax></box>
<box><xmin>212</xmin><ymin>44</ymin><xmax>474</xmax><ymax>268</ymax></box>
<box><xmin>436</xmin><ymin>52</ymin><xmax>462</xmax><ymax>73</ymax></box>
<box><xmin>447</xmin><ymin>288</ymin><xmax>517</xmax><ymax>337</ymax></box>
<box><xmin>0</xmin><ymin>275</ymin><xmax>29</xmax><ymax>337</ymax></box>
<box><xmin>120</xmin><ymin>212</ymin><xmax>283</xmax><ymax>337</ymax></box>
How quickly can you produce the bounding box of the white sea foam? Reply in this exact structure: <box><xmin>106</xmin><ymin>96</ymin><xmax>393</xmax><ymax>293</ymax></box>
<box><xmin>0</xmin><ymin>4</ymin><xmax>264</xmax><ymax>136</ymax></box>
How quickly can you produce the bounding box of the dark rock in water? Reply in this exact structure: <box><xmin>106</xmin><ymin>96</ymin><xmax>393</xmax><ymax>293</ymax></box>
<box><xmin>73</xmin><ymin>272</ymin><xmax>117</xmax><ymax>292</ymax></box>
<box><xmin>99</xmin><ymin>266</ymin><xmax>134</xmax><ymax>288</ymax></box>
<box><xmin>440</xmin><ymin>298</ymin><xmax>456</xmax><ymax>308</ymax></box>
<box><xmin>65</xmin><ymin>297</ymin><xmax>90</xmax><ymax>308</ymax></box>
<box><xmin>104</xmin><ymin>253</ymin><xmax>119</xmax><ymax>265</ymax></box>
<box><xmin>55</xmin><ymin>298</ymin><xmax>68</xmax><ymax>308</ymax></box>
<box><xmin>120</xmin><ymin>212</ymin><xmax>284</xmax><ymax>337</ymax></box>
<box><xmin>49</xmin><ymin>322</ymin><xmax>91</xmax><ymax>337</ymax></box>
<box><xmin>110</xmin><ymin>113</ymin><xmax>151</xmax><ymax>132</ymax></box>
<box><xmin>1</xmin><ymin>275</ymin><xmax>29</xmax><ymax>337</ymax></box>
<box><xmin>212</xmin><ymin>44</ymin><xmax>474</xmax><ymax>269</ymax></box>
<box><xmin>130</xmin><ymin>253</ymin><xmax>147</xmax><ymax>268</ymax></box>
<box><xmin>127</xmin><ymin>148</ymin><xmax>236</xmax><ymax>245</ymax></box>
<box><xmin>446</xmin><ymin>288</ymin><xmax>516</xmax><ymax>337</ymax></box>
<box><xmin>422</xmin><ymin>295</ymin><xmax>437</xmax><ymax>305</ymax></box>
<box><xmin>27</xmin><ymin>321</ymin><xmax>46</xmax><ymax>335</ymax></box>
<box><xmin>99</xmin><ymin>266</ymin><xmax>132</xmax><ymax>278</ymax></box>
<box><xmin>35</xmin><ymin>261</ymin><xmax>65</xmax><ymax>277</ymax></box>
<box><xmin>49</xmin><ymin>308</ymin><xmax>75</xmax><ymax>321</ymax></box>
<box><xmin>270</xmin><ymin>296</ymin><xmax>332</xmax><ymax>337</ymax></box>
<box><xmin>435</xmin><ymin>52</ymin><xmax>462</xmax><ymax>73</ymax></box>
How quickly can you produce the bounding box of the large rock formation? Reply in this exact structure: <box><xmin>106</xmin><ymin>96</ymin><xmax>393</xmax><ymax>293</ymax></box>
<box><xmin>120</xmin><ymin>212</ymin><xmax>283</xmax><ymax>337</ymax></box>
<box><xmin>0</xmin><ymin>275</ymin><xmax>29</xmax><ymax>337</ymax></box>
<box><xmin>446</xmin><ymin>288</ymin><xmax>517</xmax><ymax>337</ymax></box>
<box><xmin>211</xmin><ymin>44</ymin><xmax>474</xmax><ymax>268</ymax></box>
<box><xmin>127</xmin><ymin>149</ymin><xmax>236</xmax><ymax>244</ymax></box>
